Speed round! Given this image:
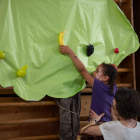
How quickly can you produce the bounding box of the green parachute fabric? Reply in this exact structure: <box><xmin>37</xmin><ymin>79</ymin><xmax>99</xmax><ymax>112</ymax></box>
<box><xmin>0</xmin><ymin>0</ymin><xmax>139</xmax><ymax>100</ymax></box>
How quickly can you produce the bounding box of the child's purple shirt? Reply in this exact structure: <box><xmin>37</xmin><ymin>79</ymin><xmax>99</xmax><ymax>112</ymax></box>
<box><xmin>90</xmin><ymin>78</ymin><xmax>118</xmax><ymax>122</ymax></box>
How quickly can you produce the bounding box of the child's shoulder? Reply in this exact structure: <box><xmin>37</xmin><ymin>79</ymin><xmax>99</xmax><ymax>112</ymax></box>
<box><xmin>93</xmin><ymin>78</ymin><xmax>103</xmax><ymax>86</ymax></box>
<box><xmin>93</xmin><ymin>78</ymin><xmax>108</xmax><ymax>89</ymax></box>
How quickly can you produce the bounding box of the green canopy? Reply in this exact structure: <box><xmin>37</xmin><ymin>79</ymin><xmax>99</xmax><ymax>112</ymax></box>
<box><xmin>0</xmin><ymin>0</ymin><xmax>139</xmax><ymax>100</ymax></box>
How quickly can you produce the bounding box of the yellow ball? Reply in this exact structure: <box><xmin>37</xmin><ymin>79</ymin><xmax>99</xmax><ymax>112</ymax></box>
<box><xmin>0</xmin><ymin>51</ymin><xmax>5</xmax><ymax>59</ymax></box>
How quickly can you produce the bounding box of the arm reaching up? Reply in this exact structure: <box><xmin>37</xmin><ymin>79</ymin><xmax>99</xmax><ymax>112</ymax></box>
<box><xmin>60</xmin><ymin>45</ymin><xmax>95</xmax><ymax>87</ymax></box>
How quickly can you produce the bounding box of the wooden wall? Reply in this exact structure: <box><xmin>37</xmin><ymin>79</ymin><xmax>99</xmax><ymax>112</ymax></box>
<box><xmin>133</xmin><ymin>0</ymin><xmax>140</xmax><ymax>122</ymax></box>
<box><xmin>0</xmin><ymin>88</ymin><xmax>60</xmax><ymax>139</ymax></box>
<box><xmin>134</xmin><ymin>0</ymin><xmax>140</xmax><ymax>92</ymax></box>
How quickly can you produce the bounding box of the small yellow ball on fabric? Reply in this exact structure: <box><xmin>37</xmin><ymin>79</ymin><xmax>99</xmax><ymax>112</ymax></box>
<box><xmin>0</xmin><ymin>51</ymin><xmax>5</xmax><ymax>59</ymax></box>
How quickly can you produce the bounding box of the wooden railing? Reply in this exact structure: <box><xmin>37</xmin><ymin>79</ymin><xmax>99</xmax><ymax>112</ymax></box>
<box><xmin>0</xmin><ymin>101</ymin><xmax>56</xmax><ymax>107</ymax></box>
<box><xmin>117</xmin><ymin>68</ymin><xmax>130</xmax><ymax>72</ymax></box>
<box><xmin>0</xmin><ymin>118</ymin><xmax>59</xmax><ymax>125</ymax></box>
<box><xmin>82</xmin><ymin>83</ymin><xmax>132</xmax><ymax>93</ymax></box>
<box><xmin>5</xmin><ymin>135</ymin><xmax>59</xmax><ymax>140</ymax></box>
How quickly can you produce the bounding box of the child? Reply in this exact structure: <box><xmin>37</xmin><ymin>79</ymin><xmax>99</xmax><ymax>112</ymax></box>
<box><xmin>60</xmin><ymin>45</ymin><xmax>118</xmax><ymax>124</ymax></box>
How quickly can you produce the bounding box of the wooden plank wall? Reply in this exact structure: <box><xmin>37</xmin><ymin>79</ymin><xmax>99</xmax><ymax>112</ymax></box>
<box><xmin>133</xmin><ymin>0</ymin><xmax>140</xmax><ymax>122</ymax></box>
<box><xmin>134</xmin><ymin>0</ymin><xmax>140</xmax><ymax>92</ymax></box>
<box><xmin>0</xmin><ymin>0</ymin><xmax>137</xmax><ymax>139</ymax></box>
<box><xmin>0</xmin><ymin>90</ymin><xmax>60</xmax><ymax>139</ymax></box>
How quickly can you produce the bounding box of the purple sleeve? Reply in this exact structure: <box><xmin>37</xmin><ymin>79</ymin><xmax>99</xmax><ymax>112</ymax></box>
<box><xmin>93</xmin><ymin>78</ymin><xmax>101</xmax><ymax>90</ymax></box>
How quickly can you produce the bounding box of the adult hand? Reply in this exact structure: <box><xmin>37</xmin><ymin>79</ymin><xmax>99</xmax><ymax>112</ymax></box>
<box><xmin>60</xmin><ymin>45</ymin><xmax>71</xmax><ymax>54</ymax></box>
<box><xmin>89</xmin><ymin>109</ymin><xmax>105</xmax><ymax>122</ymax></box>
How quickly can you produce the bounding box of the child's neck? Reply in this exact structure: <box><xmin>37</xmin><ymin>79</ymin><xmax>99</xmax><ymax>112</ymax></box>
<box><xmin>103</xmin><ymin>81</ymin><xmax>109</xmax><ymax>85</ymax></box>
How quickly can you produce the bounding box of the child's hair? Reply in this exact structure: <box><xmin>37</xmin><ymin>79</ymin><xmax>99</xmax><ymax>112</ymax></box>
<box><xmin>115</xmin><ymin>87</ymin><xmax>140</xmax><ymax>119</ymax></box>
<box><xmin>101</xmin><ymin>62</ymin><xmax>117</xmax><ymax>93</ymax></box>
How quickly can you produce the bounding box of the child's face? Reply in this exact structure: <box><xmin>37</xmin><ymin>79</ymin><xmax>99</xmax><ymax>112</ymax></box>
<box><xmin>93</xmin><ymin>65</ymin><xmax>104</xmax><ymax>81</ymax></box>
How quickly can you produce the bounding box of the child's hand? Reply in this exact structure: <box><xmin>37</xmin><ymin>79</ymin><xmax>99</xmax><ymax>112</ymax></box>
<box><xmin>60</xmin><ymin>45</ymin><xmax>72</xmax><ymax>54</ymax></box>
<box><xmin>89</xmin><ymin>109</ymin><xmax>105</xmax><ymax>122</ymax></box>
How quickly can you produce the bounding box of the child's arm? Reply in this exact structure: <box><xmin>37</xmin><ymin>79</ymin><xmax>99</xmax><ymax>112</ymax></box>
<box><xmin>60</xmin><ymin>45</ymin><xmax>94</xmax><ymax>87</ymax></box>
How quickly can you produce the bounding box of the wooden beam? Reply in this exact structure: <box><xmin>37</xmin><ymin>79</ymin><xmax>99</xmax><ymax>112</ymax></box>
<box><xmin>5</xmin><ymin>135</ymin><xmax>59</xmax><ymax>140</ymax></box>
<box><xmin>0</xmin><ymin>118</ymin><xmax>59</xmax><ymax>125</ymax></box>
<box><xmin>116</xmin><ymin>83</ymin><xmax>132</xmax><ymax>88</ymax></box>
<box><xmin>83</xmin><ymin>83</ymin><xmax>132</xmax><ymax>93</ymax></box>
<box><xmin>117</xmin><ymin>68</ymin><xmax>130</xmax><ymax>72</ymax></box>
<box><xmin>0</xmin><ymin>101</ymin><xmax>56</xmax><ymax>107</ymax></box>
<box><xmin>0</xmin><ymin>117</ymin><xmax>90</xmax><ymax>125</ymax></box>
<box><xmin>0</xmin><ymin>116</ymin><xmax>101</xmax><ymax>126</ymax></box>
<box><xmin>81</xmin><ymin>88</ymin><xmax>92</xmax><ymax>93</ymax></box>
